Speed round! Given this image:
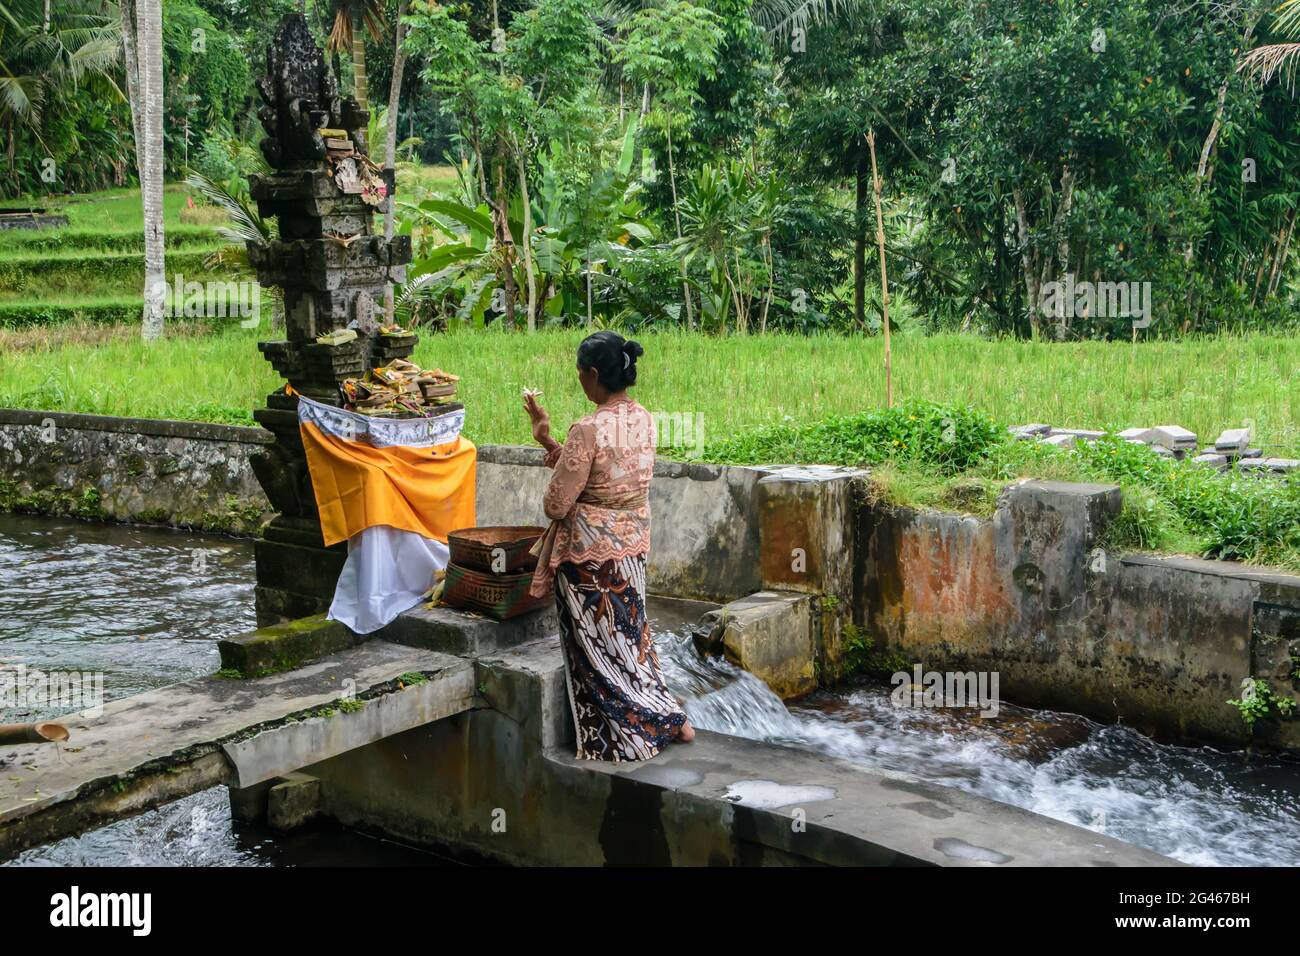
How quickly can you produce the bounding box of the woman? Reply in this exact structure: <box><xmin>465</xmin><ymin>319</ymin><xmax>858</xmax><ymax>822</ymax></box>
<box><xmin>522</xmin><ymin>331</ymin><xmax>696</xmax><ymax>762</ymax></box>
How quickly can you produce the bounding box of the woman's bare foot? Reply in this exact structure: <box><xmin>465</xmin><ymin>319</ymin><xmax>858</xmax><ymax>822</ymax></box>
<box><xmin>677</xmin><ymin>720</ymin><xmax>696</xmax><ymax>743</ymax></box>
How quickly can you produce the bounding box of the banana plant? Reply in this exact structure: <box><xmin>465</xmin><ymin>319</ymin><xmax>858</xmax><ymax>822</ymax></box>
<box><xmin>395</xmin><ymin>119</ymin><xmax>656</xmax><ymax>328</ymax></box>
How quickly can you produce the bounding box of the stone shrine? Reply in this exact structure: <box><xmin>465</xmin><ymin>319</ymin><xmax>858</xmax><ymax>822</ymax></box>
<box><xmin>245</xmin><ymin>13</ymin><xmax>415</xmax><ymax>626</ymax></box>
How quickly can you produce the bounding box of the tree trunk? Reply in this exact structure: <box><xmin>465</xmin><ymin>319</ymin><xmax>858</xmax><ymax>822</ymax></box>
<box><xmin>1012</xmin><ymin>186</ymin><xmax>1040</xmax><ymax>338</ymax></box>
<box><xmin>867</xmin><ymin>130</ymin><xmax>892</xmax><ymax>407</ymax></box>
<box><xmin>137</xmin><ymin>0</ymin><xmax>166</xmax><ymax>341</ymax></box>
<box><xmin>493</xmin><ymin>157</ymin><xmax>516</xmax><ymax>327</ymax></box>
<box><xmin>666</xmin><ymin>124</ymin><xmax>693</xmax><ymax>327</ymax></box>
<box><xmin>1053</xmin><ymin>164</ymin><xmax>1074</xmax><ymax>341</ymax></box>
<box><xmin>1268</xmin><ymin>208</ymin><xmax>1297</xmax><ymax>297</ymax></box>
<box><xmin>383</xmin><ymin>0</ymin><xmax>410</xmax><ymax>322</ymax></box>
<box><xmin>351</xmin><ymin>9</ymin><xmax>368</xmax><ymax>108</ymax></box>
<box><xmin>1185</xmin><ymin>16</ymin><xmax>1259</xmax><ymax>270</ymax></box>
<box><xmin>514</xmin><ymin>145</ymin><xmax>536</xmax><ymax>331</ymax></box>
<box><xmin>120</xmin><ymin>0</ymin><xmax>143</xmax><ymax>168</ymax></box>
<box><xmin>853</xmin><ymin>148</ymin><xmax>868</xmax><ymax>330</ymax></box>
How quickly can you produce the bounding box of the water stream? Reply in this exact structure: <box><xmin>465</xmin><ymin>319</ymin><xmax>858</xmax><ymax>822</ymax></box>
<box><xmin>657</xmin><ymin>630</ymin><xmax>1300</xmax><ymax>867</ymax></box>
<box><xmin>3</xmin><ymin>512</ymin><xmax>1298</xmax><ymax>867</ymax></box>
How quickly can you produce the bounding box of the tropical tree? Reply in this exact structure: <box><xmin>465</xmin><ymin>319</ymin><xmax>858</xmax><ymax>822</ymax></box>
<box><xmin>1240</xmin><ymin>0</ymin><xmax>1300</xmax><ymax>87</ymax></box>
<box><xmin>615</xmin><ymin>0</ymin><xmax>724</xmax><ymax>326</ymax></box>
<box><xmin>0</xmin><ymin>0</ymin><xmax>123</xmax><ymax>179</ymax></box>
<box><xmin>123</xmin><ymin>0</ymin><xmax>165</xmax><ymax>340</ymax></box>
<box><xmin>328</xmin><ymin>0</ymin><xmax>386</xmax><ymax>109</ymax></box>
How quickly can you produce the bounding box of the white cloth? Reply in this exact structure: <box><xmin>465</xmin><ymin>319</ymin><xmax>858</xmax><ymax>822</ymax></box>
<box><xmin>328</xmin><ymin>524</ymin><xmax>449</xmax><ymax>634</ymax></box>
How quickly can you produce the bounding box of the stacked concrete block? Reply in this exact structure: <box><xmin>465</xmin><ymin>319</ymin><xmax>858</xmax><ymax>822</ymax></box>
<box><xmin>1149</xmin><ymin>425</ymin><xmax>1198</xmax><ymax>453</ymax></box>
<box><xmin>1214</xmin><ymin>428</ymin><xmax>1251</xmax><ymax>456</ymax></box>
<box><xmin>1191</xmin><ymin>452</ymin><xmax>1228</xmax><ymax>471</ymax></box>
<box><xmin>1007</xmin><ymin>419</ymin><xmax>1295</xmax><ymax>479</ymax></box>
<box><xmin>1010</xmin><ymin>423</ymin><xmax>1052</xmax><ymax>440</ymax></box>
<box><xmin>1053</xmin><ymin>428</ymin><xmax>1105</xmax><ymax>442</ymax></box>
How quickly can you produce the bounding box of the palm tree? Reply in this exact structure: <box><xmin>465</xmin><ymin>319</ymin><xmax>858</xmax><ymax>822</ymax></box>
<box><xmin>1240</xmin><ymin>0</ymin><xmax>1300</xmax><ymax>89</ymax></box>
<box><xmin>123</xmin><ymin>0</ymin><xmax>165</xmax><ymax>340</ymax></box>
<box><xmin>0</xmin><ymin>0</ymin><xmax>123</xmax><ymax>168</ymax></box>
<box><xmin>327</xmin><ymin>0</ymin><xmax>385</xmax><ymax>109</ymax></box>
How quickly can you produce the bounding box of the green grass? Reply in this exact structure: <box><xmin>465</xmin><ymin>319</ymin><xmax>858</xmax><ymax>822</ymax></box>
<box><xmin>0</xmin><ymin>185</ymin><xmax>199</xmax><ymax>235</ymax></box>
<box><xmin>0</xmin><ymin>184</ymin><xmax>230</xmax><ymax>324</ymax></box>
<box><xmin>1</xmin><ymin>325</ymin><xmax>1296</xmax><ymax>453</ymax></box>
<box><xmin>0</xmin><ymin>249</ymin><xmax>228</xmax><ymax>300</ymax></box>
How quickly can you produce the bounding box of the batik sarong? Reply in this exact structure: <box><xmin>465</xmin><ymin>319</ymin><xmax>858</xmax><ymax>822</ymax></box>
<box><xmin>553</xmin><ymin>553</ymin><xmax>688</xmax><ymax>761</ymax></box>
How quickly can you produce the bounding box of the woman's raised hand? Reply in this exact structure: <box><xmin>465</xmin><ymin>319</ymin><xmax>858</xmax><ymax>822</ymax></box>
<box><xmin>522</xmin><ymin>388</ymin><xmax>552</xmax><ymax>447</ymax></box>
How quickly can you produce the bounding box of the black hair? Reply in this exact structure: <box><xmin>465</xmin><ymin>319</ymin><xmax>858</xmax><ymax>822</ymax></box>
<box><xmin>576</xmin><ymin>331</ymin><xmax>643</xmax><ymax>392</ymax></box>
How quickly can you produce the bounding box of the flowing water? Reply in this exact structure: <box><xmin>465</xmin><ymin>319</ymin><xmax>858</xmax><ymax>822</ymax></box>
<box><xmin>0</xmin><ymin>513</ymin><xmax>448</xmax><ymax>866</ymax></box>
<box><xmin>3</xmin><ymin>512</ymin><xmax>1298</xmax><ymax>867</ymax></box>
<box><xmin>656</xmin><ymin>630</ymin><xmax>1300</xmax><ymax>867</ymax></box>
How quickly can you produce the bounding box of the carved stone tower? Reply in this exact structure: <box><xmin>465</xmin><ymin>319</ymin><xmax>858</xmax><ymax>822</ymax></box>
<box><xmin>245</xmin><ymin>13</ymin><xmax>415</xmax><ymax>626</ymax></box>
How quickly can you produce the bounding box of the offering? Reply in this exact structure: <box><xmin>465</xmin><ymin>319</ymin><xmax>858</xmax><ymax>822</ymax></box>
<box><xmin>340</xmin><ymin>358</ymin><xmax>461</xmax><ymax>418</ymax></box>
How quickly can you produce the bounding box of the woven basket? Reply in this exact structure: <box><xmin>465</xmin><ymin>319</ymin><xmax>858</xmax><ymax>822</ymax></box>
<box><xmin>447</xmin><ymin>526</ymin><xmax>544</xmax><ymax>574</ymax></box>
<box><xmin>441</xmin><ymin>562</ymin><xmax>548</xmax><ymax>620</ymax></box>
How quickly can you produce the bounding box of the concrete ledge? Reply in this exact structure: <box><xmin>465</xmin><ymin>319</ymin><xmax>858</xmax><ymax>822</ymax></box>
<box><xmin>545</xmin><ymin>731</ymin><xmax>1179</xmax><ymax>866</ymax></box>
<box><xmin>267</xmin><ymin>772</ymin><xmax>322</xmax><ymax>830</ymax></box>
<box><xmin>474</xmin><ymin>635</ymin><xmax>572</xmax><ymax>749</ymax></box>
<box><xmin>0</xmin><ymin>640</ymin><xmax>473</xmax><ymax>860</ymax></box>
<box><xmin>222</xmin><ymin>655</ymin><xmax>475</xmax><ymax>788</ymax></box>
<box><xmin>0</xmin><ymin>407</ymin><xmax>271</xmax><ymax>445</ymax></box>
<box><xmin>379</xmin><ymin>601</ymin><xmax>558</xmax><ymax>656</ymax></box>
<box><xmin>217</xmin><ymin>613</ymin><xmax>367</xmax><ymax>677</ymax></box>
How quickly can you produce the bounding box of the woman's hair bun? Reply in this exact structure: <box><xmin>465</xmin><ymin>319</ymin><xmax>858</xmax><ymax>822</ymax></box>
<box><xmin>577</xmin><ymin>331</ymin><xmax>644</xmax><ymax>392</ymax></box>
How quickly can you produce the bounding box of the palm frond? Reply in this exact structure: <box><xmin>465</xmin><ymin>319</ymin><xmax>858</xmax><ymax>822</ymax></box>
<box><xmin>1239</xmin><ymin>41</ymin><xmax>1300</xmax><ymax>91</ymax></box>
<box><xmin>1273</xmin><ymin>0</ymin><xmax>1300</xmax><ymax>35</ymax></box>
<box><xmin>184</xmin><ymin>170</ymin><xmax>273</xmax><ymax>245</ymax></box>
<box><xmin>751</xmin><ymin>0</ymin><xmax>865</xmax><ymax>39</ymax></box>
<box><xmin>0</xmin><ymin>72</ymin><xmax>40</xmax><ymax>123</ymax></box>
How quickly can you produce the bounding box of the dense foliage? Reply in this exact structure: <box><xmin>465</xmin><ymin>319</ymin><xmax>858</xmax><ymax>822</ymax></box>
<box><xmin>13</xmin><ymin>0</ymin><xmax>1300</xmax><ymax>337</ymax></box>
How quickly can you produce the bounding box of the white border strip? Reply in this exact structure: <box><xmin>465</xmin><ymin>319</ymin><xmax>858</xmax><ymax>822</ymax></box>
<box><xmin>297</xmin><ymin>393</ymin><xmax>465</xmax><ymax>449</ymax></box>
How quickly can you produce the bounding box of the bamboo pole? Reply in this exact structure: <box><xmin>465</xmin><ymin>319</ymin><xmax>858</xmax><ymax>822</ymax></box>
<box><xmin>866</xmin><ymin>129</ymin><xmax>892</xmax><ymax>407</ymax></box>
<box><xmin>0</xmin><ymin>722</ymin><xmax>69</xmax><ymax>745</ymax></box>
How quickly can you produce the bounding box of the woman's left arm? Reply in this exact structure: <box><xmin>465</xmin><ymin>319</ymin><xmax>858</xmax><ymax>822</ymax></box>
<box><xmin>542</xmin><ymin>421</ymin><xmax>596</xmax><ymax>520</ymax></box>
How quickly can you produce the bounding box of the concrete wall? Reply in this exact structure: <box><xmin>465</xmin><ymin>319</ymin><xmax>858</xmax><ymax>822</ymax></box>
<box><xmin>0</xmin><ymin>410</ymin><xmax>762</xmax><ymax>602</ymax></box>
<box><xmin>0</xmin><ymin>408</ymin><xmax>272</xmax><ymax>534</ymax></box>
<box><xmin>861</xmin><ymin>480</ymin><xmax>1300</xmax><ymax>750</ymax></box>
<box><xmin>472</xmin><ymin>445</ymin><xmax>762</xmax><ymax>602</ymax></box>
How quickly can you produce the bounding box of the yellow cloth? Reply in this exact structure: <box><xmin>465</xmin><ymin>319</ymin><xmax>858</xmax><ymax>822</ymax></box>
<box><xmin>300</xmin><ymin>420</ymin><xmax>477</xmax><ymax>547</ymax></box>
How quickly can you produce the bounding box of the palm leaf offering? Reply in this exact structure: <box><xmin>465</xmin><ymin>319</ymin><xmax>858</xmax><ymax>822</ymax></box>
<box><xmin>341</xmin><ymin>358</ymin><xmax>460</xmax><ymax>417</ymax></box>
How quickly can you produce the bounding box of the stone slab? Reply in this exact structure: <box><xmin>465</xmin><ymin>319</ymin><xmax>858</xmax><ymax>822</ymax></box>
<box><xmin>378</xmin><ymin>602</ymin><xmax>558</xmax><ymax>656</ymax></box>
<box><xmin>545</xmin><ymin>732</ymin><xmax>1177</xmax><ymax>867</ymax></box>
<box><xmin>218</xmin><ymin>612</ymin><xmax>366</xmax><ymax>676</ymax></box>
<box><xmin>0</xmin><ymin>640</ymin><xmax>471</xmax><ymax>859</ymax></box>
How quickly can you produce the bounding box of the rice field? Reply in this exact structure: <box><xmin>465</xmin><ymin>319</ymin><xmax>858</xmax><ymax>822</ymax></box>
<box><xmin>2</xmin><ymin>324</ymin><xmax>1297</xmax><ymax>457</ymax></box>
